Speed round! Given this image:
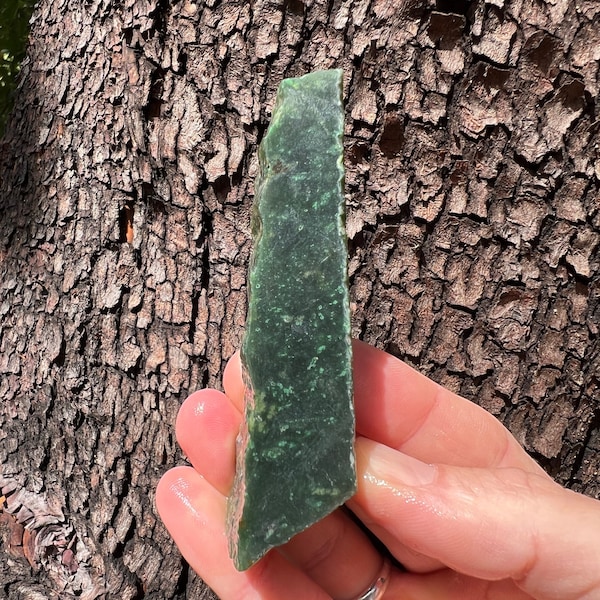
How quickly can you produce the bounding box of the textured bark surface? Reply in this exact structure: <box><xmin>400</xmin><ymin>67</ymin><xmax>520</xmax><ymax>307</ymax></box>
<box><xmin>0</xmin><ymin>0</ymin><xmax>598</xmax><ymax>598</ymax></box>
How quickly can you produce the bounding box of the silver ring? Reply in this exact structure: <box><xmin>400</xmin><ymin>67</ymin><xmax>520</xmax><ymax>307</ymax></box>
<box><xmin>354</xmin><ymin>559</ymin><xmax>391</xmax><ymax>600</ymax></box>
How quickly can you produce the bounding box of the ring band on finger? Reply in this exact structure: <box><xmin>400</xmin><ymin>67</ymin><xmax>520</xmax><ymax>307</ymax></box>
<box><xmin>352</xmin><ymin>559</ymin><xmax>391</xmax><ymax>600</ymax></box>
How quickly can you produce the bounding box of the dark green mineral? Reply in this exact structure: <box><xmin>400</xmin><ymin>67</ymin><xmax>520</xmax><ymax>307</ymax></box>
<box><xmin>227</xmin><ymin>69</ymin><xmax>356</xmax><ymax>571</ymax></box>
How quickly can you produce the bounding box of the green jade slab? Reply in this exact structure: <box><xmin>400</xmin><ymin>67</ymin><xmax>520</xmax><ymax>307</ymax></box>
<box><xmin>227</xmin><ymin>69</ymin><xmax>356</xmax><ymax>571</ymax></box>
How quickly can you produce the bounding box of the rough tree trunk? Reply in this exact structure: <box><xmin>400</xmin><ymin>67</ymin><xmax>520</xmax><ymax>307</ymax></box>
<box><xmin>0</xmin><ymin>0</ymin><xmax>598</xmax><ymax>598</ymax></box>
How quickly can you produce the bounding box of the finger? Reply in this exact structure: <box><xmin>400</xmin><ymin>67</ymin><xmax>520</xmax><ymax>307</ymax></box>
<box><xmin>351</xmin><ymin>340</ymin><xmax>544</xmax><ymax>473</ymax></box>
<box><xmin>351</xmin><ymin>437</ymin><xmax>600</xmax><ymax>600</ymax></box>
<box><xmin>223</xmin><ymin>350</ymin><xmax>244</xmax><ymax>410</ymax></box>
<box><xmin>156</xmin><ymin>467</ymin><xmax>329</xmax><ymax>600</ymax></box>
<box><xmin>175</xmin><ymin>389</ymin><xmax>240</xmax><ymax>494</ymax></box>
<box><xmin>394</xmin><ymin>569</ymin><xmax>534</xmax><ymax>600</ymax></box>
<box><xmin>280</xmin><ymin>508</ymin><xmax>386</xmax><ymax>600</ymax></box>
<box><xmin>225</xmin><ymin>342</ymin><xmax>545</xmax><ymax>473</ymax></box>
<box><xmin>344</xmin><ymin>512</ymin><xmax>445</xmax><ymax>575</ymax></box>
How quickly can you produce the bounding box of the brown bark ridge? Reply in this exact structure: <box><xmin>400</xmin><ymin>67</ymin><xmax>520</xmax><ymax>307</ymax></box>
<box><xmin>0</xmin><ymin>0</ymin><xmax>598</xmax><ymax>597</ymax></box>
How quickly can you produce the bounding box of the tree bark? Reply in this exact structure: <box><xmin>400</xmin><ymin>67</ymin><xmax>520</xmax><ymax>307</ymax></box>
<box><xmin>0</xmin><ymin>0</ymin><xmax>598</xmax><ymax>597</ymax></box>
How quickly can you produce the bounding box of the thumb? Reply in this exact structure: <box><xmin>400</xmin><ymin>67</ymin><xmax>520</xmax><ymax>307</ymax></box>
<box><xmin>350</xmin><ymin>437</ymin><xmax>600</xmax><ymax>600</ymax></box>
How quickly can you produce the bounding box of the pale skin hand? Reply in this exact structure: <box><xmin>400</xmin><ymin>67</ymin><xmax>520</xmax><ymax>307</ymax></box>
<box><xmin>156</xmin><ymin>340</ymin><xmax>600</xmax><ymax>600</ymax></box>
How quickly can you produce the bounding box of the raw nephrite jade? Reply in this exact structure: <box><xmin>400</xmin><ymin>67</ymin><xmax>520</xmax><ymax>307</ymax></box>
<box><xmin>227</xmin><ymin>69</ymin><xmax>356</xmax><ymax>571</ymax></box>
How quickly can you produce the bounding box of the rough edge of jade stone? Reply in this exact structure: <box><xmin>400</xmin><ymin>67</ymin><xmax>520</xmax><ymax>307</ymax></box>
<box><xmin>226</xmin><ymin>69</ymin><xmax>356</xmax><ymax>571</ymax></box>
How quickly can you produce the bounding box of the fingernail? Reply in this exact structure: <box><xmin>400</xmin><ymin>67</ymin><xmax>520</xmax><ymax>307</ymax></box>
<box><xmin>363</xmin><ymin>439</ymin><xmax>437</xmax><ymax>486</ymax></box>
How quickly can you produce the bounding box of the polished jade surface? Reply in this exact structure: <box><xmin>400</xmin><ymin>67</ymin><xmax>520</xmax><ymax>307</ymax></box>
<box><xmin>227</xmin><ymin>69</ymin><xmax>356</xmax><ymax>571</ymax></box>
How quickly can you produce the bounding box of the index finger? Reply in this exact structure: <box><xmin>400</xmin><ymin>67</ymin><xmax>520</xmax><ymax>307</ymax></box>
<box><xmin>223</xmin><ymin>339</ymin><xmax>546</xmax><ymax>475</ymax></box>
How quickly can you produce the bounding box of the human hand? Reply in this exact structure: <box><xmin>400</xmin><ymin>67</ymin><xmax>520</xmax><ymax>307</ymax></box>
<box><xmin>156</xmin><ymin>340</ymin><xmax>600</xmax><ymax>599</ymax></box>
